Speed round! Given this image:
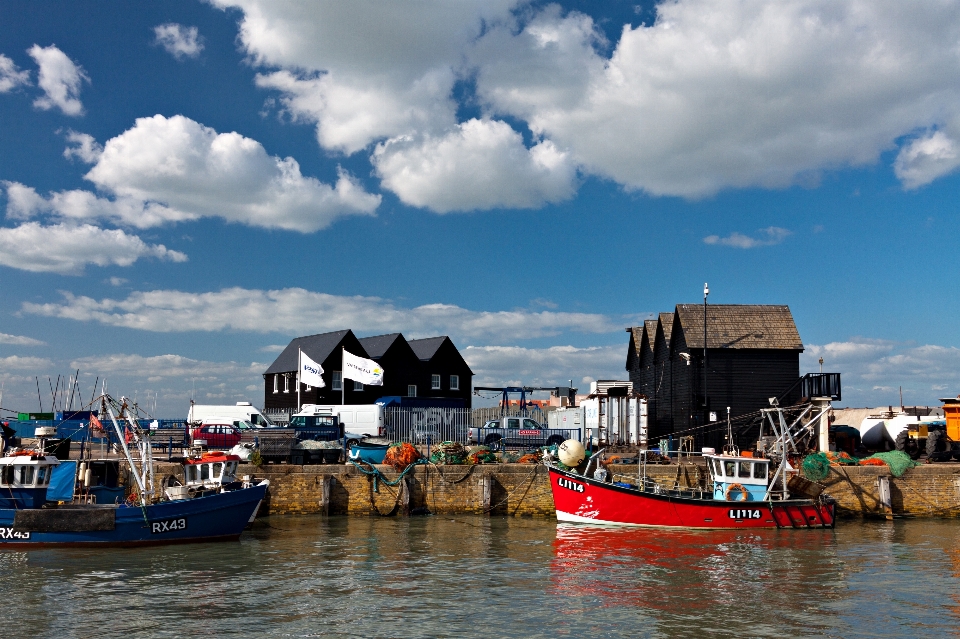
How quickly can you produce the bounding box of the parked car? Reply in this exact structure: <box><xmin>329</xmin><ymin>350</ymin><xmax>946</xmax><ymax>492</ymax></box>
<box><xmin>468</xmin><ymin>417</ymin><xmax>573</xmax><ymax>449</ymax></box>
<box><xmin>190</xmin><ymin>423</ymin><xmax>241</xmax><ymax>448</ymax></box>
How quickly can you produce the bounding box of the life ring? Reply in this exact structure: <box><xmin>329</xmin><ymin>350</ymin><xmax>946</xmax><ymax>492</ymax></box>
<box><xmin>725</xmin><ymin>483</ymin><xmax>749</xmax><ymax>501</ymax></box>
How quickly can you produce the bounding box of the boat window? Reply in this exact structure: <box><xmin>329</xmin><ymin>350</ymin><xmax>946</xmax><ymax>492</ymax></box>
<box><xmin>36</xmin><ymin>466</ymin><xmax>47</xmax><ymax>485</ymax></box>
<box><xmin>226</xmin><ymin>462</ymin><xmax>237</xmax><ymax>475</ymax></box>
<box><xmin>200</xmin><ymin>464</ymin><xmax>210</xmax><ymax>481</ymax></box>
<box><xmin>724</xmin><ymin>461</ymin><xmax>735</xmax><ymax>477</ymax></box>
<box><xmin>213</xmin><ymin>462</ymin><xmax>223</xmax><ymax>478</ymax></box>
<box><xmin>17</xmin><ymin>465</ymin><xmax>35</xmax><ymax>485</ymax></box>
<box><xmin>754</xmin><ymin>463</ymin><xmax>768</xmax><ymax>480</ymax></box>
<box><xmin>186</xmin><ymin>466</ymin><xmax>197</xmax><ymax>483</ymax></box>
<box><xmin>739</xmin><ymin>462</ymin><xmax>751</xmax><ymax>478</ymax></box>
<box><xmin>0</xmin><ymin>465</ymin><xmax>11</xmax><ymax>486</ymax></box>
<box><xmin>712</xmin><ymin>459</ymin><xmax>722</xmax><ymax>476</ymax></box>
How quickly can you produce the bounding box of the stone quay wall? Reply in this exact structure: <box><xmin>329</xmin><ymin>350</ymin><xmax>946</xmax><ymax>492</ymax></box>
<box><xmin>144</xmin><ymin>461</ymin><xmax>960</xmax><ymax>518</ymax></box>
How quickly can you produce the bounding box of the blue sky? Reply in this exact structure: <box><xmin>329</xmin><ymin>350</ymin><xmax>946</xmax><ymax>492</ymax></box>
<box><xmin>1</xmin><ymin>0</ymin><xmax>959</xmax><ymax>416</ymax></box>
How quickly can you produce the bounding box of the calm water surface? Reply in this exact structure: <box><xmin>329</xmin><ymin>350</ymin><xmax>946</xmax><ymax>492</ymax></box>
<box><xmin>2</xmin><ymin>516</ymin><xmax>959</xmax><ymax>638</ymax></box>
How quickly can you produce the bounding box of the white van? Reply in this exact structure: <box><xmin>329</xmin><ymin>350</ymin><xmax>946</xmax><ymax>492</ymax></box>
<box><xmin>187</xmin><ymin>401</ymin><xmax>273</xmax><ymax>427</ymax></box>
<box><xmin>296</xmin><ymin>404</ymin><xmax>384</xmax><ymax>441</ymax></box>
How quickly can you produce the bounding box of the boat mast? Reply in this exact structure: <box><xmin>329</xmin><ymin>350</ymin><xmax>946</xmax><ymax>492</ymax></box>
<box><xmin>102</xmin><ymin>396</ymin><xmax>148</xmax><ymax>506</ymax></box>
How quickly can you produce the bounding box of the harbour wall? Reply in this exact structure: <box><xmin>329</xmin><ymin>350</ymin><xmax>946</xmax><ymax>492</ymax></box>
<box><xmin>146</xmin><ymin>461</ymin><xmax>960</xmax><ymax>518</ymax></box>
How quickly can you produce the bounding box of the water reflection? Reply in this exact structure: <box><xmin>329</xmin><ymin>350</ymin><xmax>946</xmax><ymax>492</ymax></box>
<box><xmin>551</xmin><ymin>524</ymin><xmax>845</xmax><ymax>636</ymax></box>
<box><xmin>1</xmin><ymin>516</ymin><xmax>960</xmax><ymax>638</ymax></box>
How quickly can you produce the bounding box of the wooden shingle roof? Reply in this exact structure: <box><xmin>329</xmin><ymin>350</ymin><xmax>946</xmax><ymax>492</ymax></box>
<box><xmin>658</xmin><ymin>312</ymin><xmax>675</xmax><ymax>346</ymax></box>
<box><xmin>674</xmin><ymin>304</ymin><xmax>803</xmax><ymax>350</ymax></box>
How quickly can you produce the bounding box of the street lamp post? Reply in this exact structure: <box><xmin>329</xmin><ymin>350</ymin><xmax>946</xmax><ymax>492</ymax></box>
<box><xmin>703</xmin><ymin>283</ymin><xmax>709</xmax><ymax>415</ymax></box>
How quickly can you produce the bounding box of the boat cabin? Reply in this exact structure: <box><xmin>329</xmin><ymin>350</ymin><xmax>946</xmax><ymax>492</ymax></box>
<box><xmin>172</xmin><ymin>451</ymin><xmax>240</xmax><ymax>499</ymax></box>
<box><xmin>705</xmin><ymin>454</ymin><xmax>770</xmax><ymax>502</ymax></box>
<box><xmin>0</xmin><ymin>454</ymin><xmax>60</xmax><ymax>509</ymax></box>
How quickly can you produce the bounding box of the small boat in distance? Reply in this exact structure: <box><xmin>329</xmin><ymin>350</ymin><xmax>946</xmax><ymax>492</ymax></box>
<box><xmin>548</xmin><ymin>403</ymin><xmax>836</xmax><ymax>530</ymax></box>
<box><xmin>0</xmin><ymin>393</ymin><xmax>268</xmax><ymax>548</ymax></box>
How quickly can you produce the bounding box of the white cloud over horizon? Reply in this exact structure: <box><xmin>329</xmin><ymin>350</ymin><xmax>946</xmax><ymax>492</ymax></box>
<box><xmin>803</xmin><ymin>339</ymin><xmax>960</xmax><ymax>407</ymax></box>
<box><xmin>21</xmin><ymin>286</ymin><xmax>629</xmax><ymax>341</ymax></box>
<box><xmin>153</xmin><ymin>24</ymin><xmax>204</xmax><ymax>60</ymax></box>
<box><xmin>27</xmin><ymin>44</ymin><xmax>88</xmax><ymax>116</ymax></box>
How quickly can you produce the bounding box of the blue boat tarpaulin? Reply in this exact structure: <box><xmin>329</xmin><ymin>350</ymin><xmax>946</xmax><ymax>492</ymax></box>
<box><xmin>47</xmin><ymin>461</ymin><xmax>77</xmax><ymax>502</ymax></box>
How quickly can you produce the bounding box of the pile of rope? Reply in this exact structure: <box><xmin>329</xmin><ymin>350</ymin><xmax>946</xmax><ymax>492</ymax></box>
<box><xmin>801</xmin><ymin>449</ymin><xmax>920</xmax><ymax>481</ymax></box>
<box><xmin>467</xmin><ymin>446</ymin><xmax>498</xmax><ymax>464</ymax></box>
<box><xmin>383</xmin><ymin>442</ymin><xmax>421</xmax><ymax>471</ymax></box>
<box><xmin>517</xmin><ymin>452</ymin><xmax>540</xmax><ymax>464</ymax></box>
<box><xmin>429</xmin><ymin>441</ymin><xmax>467</xmax><ymax>465</ymax></box>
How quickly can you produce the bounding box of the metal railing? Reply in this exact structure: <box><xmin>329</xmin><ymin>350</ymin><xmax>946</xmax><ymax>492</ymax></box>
<box><xmin>383</xmin><ymin>407</ymin><xmax>471</xmax><ymax>444</ymax></box>
<box><xmin>472</xmin><ymin>427</ymin><xmax>580</xmax><ymax>450</ymax></box>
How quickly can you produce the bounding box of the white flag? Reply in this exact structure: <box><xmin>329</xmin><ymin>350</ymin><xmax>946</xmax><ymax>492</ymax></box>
<box><xmin>299</xmin><ymin>349</ymin><xmax>325</xmax><ymax>388</ymax></box>
<box><xmin>343</xmin><ymin>349</ymin><xmax>384</xmax><ymax>386</ymax></box>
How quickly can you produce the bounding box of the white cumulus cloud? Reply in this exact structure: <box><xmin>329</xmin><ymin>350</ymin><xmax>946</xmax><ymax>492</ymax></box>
<box><xmin>85</xmin><ymin>114</ymin><xmax>381</xmax><ymax>231</ymax></box>
<box><xmin>0</xmin><ymin>222</ymin><xmax>186</xmax><ymax>275</ymax></box>
<box><xmin>21</xmin><ymin>286</ymin><xmax>625</xmax><ymax>341</ymax></box>
<box><xmin>62</xmin><ymin>130</ymin><xmax>103</xmax><ymax>163</ymax></box>
<box><xmin>0</xmin><ymin>54</ymin><xmax>31</xmax><ymax>92</ymax></box>
<box><xmin>373</xmin><ymin>119</ymin><xmax>577</xmax><ymax>212</ymax></box>
<box><xmin>153</xmin><ymin>23</ymin><xmax>204</xmax><ymax>60</ymax></box>
<box><xmin>894</xmin><ymin>129</ymin><xmax>960</xmax><ymax>190</ymax></box>
<box><xmin>27</xmin><ymin>44</ymin><xmax>88</xmax><ymax>116</ymax></box>
<box><xmin>7</xmin><ymin>115</ymin><xmax>381</xmax><ymax>232</ymax></box>
<box><xmin>219</xmin><ymin>1</ymin><xmax>960</xmax><ymax>201</ymax></box>
<box><xmin>473</xmin><ymin>1</ymin><xmax>960</xmax><ymax>196</ymax></box>
<box><xmin>703</xmin><ymin>227</ymin><xmax>791</xmax><ymax>249</ymax></box>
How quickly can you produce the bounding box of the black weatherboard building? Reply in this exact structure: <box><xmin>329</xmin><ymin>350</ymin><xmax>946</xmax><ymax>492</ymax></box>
<box><xmin>627</xmin><ymin>304</ymin><xmax>806</xmax><ymax>449</ymax></box>
<box><xmin>263</xmin><ymin>330</ymin><xmax>473</xmax><ymax>412</ymax></box>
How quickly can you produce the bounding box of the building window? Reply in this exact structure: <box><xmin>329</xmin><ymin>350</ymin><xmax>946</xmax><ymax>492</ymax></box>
<box><xmin>353</xmin><ymin>380</ymin><xmax>363</xmax><ymax>391</ymax></box>
<box><xmin>283</xmin><ymin>374</ymin><xmax>289</xmax><ymax>393</ymax></box>
<box><xmin>332</xmin><ymin>372</ymin><xmax>342</xmax><ymax>391</ymax></box>
<box><xmin>407</xmin><ymin>384</ymin><xmax>417</xmax><ymax>397</ymax></box>
<box><xmin>273</xmin><ymin>374</ymin><xmax>278</xmax><ymax>394</ymax></box>
<box><xmin>450</xmin><ymin>375</ymin><xmax>459</xmax><ymax>391</ymax></box>
<box><xmin>431</xmin><ymin>374</ymin><xmax>441</xmax><ymax>390</ymax></box>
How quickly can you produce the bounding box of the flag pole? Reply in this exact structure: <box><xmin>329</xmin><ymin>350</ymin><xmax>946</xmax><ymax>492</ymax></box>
<box><xmin>341</xmin><ymin>346</ymin><xmax>345</xmax><ymax>405</ymax></box>
<box><xmin>297</xmin><ymin>349</ymin><xmax>301</xmax><ymax>413</ymax></box>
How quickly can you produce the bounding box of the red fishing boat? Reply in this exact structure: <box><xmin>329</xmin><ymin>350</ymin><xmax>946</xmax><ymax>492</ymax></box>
<box><xmin>548</xmin><ymin>405</ymin><xmax>836</xmax><ymax>530</ymax></box>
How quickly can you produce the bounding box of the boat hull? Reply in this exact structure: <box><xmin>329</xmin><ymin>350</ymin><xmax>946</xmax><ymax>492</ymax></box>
<box><xmin>0</xmin><ymin>483</ymin><xmax>267</xmax><ymax>549</ymax></box>
<box><xmin>549</xmin><ymin>467</ymin><xmax>834</xmax><ymax>530</ymax></box>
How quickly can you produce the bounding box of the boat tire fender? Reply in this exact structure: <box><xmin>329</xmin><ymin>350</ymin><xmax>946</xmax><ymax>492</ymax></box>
<box><xmin>725</xmin><ymin>483</ymin><xmax>748</xmax><ymax>501</ymax></box>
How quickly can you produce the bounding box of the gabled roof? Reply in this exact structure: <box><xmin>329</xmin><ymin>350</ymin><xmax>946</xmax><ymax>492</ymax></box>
<box><xmin>657</xmin><ymin>312</ymin><xmax>675</xmax><ymax>346</ymax></box>
<box><xmin>408</xmin><ymin>335</ymin><xmax>474</xmax><ymax>374</ymax></box>
<box><xmin>643</xmin><ymin>320</ymin><xmax>657</xmax><ymax>350</ymax></box>
<box><xmin>408</xmin><ymin>336</ymin><xmax>448</xmax><ymax>360</ymax></box>
<box><xmin>674</xmin><ymin>304</ymin><xmax>803</xmax><ymax>350</ymax></box>
<box><xmin>264</xmin><ymin>329</ymin><xmax>357</xmax><ymax>374</ymax></box>
<box><xmin>358</xmin><ymin>333</ymin><xmax>403</xmax><ymax>359</ymax></box>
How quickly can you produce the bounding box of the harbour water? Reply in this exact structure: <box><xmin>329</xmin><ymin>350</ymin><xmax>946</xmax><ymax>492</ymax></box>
<box><xmin>2</xmin><ymin>516</ymin><xmax>959</xmax><ymax>638</ymax></box>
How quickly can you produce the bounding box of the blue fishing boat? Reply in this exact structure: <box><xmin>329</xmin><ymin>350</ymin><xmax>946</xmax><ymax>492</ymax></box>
<box><xmin>0</xmin><ymin>394</ymin><xmax>269</xmax><ymax>549</ymax></box>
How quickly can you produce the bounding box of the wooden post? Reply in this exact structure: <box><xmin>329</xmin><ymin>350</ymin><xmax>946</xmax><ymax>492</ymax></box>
<box><xmin>877</xmin><ymin>475</ymin><xmax>893</xmax><ymax>520</ymax></box>
<box><xmin>481</xmin><ymin>474</ymin><xmax>493</xmax><ymax>512</ymax></box>
<box><xmin>319</xmin><ymin>475</ymin><xmax>333</xmax><ymax>515</ymax></box>
<box><xmin>401</xmin><ymin>475</ymin><xmax>412</xmax><ymax>515</ymax></box>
